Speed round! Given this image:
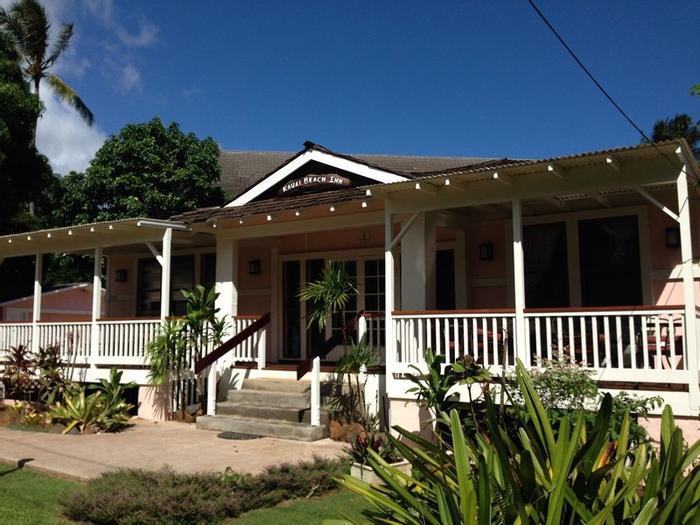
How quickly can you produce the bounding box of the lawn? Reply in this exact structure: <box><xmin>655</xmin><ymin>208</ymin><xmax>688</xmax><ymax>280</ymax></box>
<box><xmin>231</xmin><ymin>490</ymin><xmax>368</xmax><ymax>524</ymax></box>
<box><xmin>0</xmin><ymin>460</ymin><xmax>369</xmax><ymax>524</ymax></box>
<box><xmin>0</xmin><ymin>462</ymin><xmax>78</xmax><ymax>525</ymax></box>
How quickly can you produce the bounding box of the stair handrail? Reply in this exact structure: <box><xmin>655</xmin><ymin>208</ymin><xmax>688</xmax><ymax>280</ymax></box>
<box><xmin>194</xmin><ymin>313</ymin><xmax>271</xmax><ymax>374</ymax></box>
<box><xmin>296</xmin><ymin>311</ymin><xmax>364</xmax><ymax>380</ymax></box>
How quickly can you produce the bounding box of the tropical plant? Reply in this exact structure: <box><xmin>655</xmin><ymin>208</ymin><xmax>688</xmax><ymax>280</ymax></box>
<box><xmin>332</xmin><ymin>338</ymin><xmax>380</xmax><ymax>427</ymax></box>
<box><xmin>299</xmin><ymin>261</ymin><xmax>357</xmax><ymax>332</ymax></box>
<box><xmin>35</xmin><ymin>344</ymin><xmax>69</xmax><ymax>404</ymax></box>
<box><xmin>10</xmin><ymin>400</ymin><xmax>48</xmax><ymax>426</ymax></box>
<box><xmin>406</xmin><ymin>350</ymin><xmax>492</xmax><ymax>438</ymax></box>
<box><xmin>50</xmin><ymin>385</ymin><xmax>104</xmax><ymax>434</ymax></box>
<box><xmin>145</xmin><ymin>318</ymin><xmax>189</xmax><ymax>417</ymax></box>
<box><xmin>0</xmin><ymin>30</ymin><xmax>52</xmax><ymax>234</ymax></box>
<box><xmin>339</xmin><ymin>360</ymin><xmax>700</xmax><ymax>524</ymax></box>
<box><xmin>0</xmin><ymin>0</ymin><xmax>93</xmax><ymax>144</ymax></box>
<box><xmin>649</xmin><ymin>113</ymin><xmax>699</xmax><ymax>152</ymax></box>
<box><xmin>181</xmin><ymin>285</ymin><xmax>227</xmax><ymax>409</ymax></box>
<box><xmin>89</xmin><ymin>367</ymin><xmax>135</xmax><ymax>432</ymax></box>
<box><xmin>511</xmin><ymin>358</ymin><xmax>662</xmax><ymax>445</ymax></box>
<box><xmin>2</xmin><ymin>344</ymin><xmax>35</xmax><ymax>400</ymax></box>
<box><xmin>348</xmin><ymin>431</ymin><xmax>400</xmax><ymax>466</ymax></box>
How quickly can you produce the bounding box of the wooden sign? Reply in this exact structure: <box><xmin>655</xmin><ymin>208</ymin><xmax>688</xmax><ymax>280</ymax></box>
<box><xmin>279</xmin><ymin>174</ymin><xmax>351</xmax><ymax>196</ymax></box>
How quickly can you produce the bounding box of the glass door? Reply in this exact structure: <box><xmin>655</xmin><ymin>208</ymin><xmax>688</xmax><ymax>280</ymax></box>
<box><xmin>578</xmin><ymin>215</ymin><xmax>642</xmax><ymax>306</ymax></box>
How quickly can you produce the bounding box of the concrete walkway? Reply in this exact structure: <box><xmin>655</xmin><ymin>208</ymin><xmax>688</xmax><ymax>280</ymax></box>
<box><xmin>0</xmin><ymin>419</ymin><xmax>347</xmax><ymax>481</ymax></box>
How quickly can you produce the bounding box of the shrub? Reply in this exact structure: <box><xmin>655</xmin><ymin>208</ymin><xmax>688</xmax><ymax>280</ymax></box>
<box><xmin>50</xmin><ymin>369</ymin><xmax>135</xmax><ymax>434</ymax></box>
<box><xmin>62</xmin><ymin>457</ymin><xmax>348</xmax><ymax>524</ymax></box>
<box><xmin>36</xmin><ymin>344</ymin><xmax>70</xmax><ymax>405</ymax></box>
<box><xmin>50</xmin><ymin>386</ymin><xmax>104</xmax><ymax>434</ymax></box>
<box><xmin>511</xmin><ymin>358</ymin><xmax>662</xmax><ymax>445</ymax></box>
<box><xmin>339</xmin><ymin>360</ymin><xmax>700</xmax><ymax>524</ymax></box>
<box><xmin>2</xmin><ymin>344</ymin><xmax>36</xmax><ymax>400</ymax></box>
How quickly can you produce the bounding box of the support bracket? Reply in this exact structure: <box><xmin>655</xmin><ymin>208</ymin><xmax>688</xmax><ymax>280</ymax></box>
<box><xmin>389</xmin><ymin>212</ymin><xmax>420</xmax><ymax>251</ymax></box>
<box><xmin>634</xmin><ymin>186</ymin><xmax>679</xmax><ymax>223</ymax></box>
<box><xmin>145</xmin><ymin>241</ymin><xmax>164</xmax><ymax>266</ymax></box>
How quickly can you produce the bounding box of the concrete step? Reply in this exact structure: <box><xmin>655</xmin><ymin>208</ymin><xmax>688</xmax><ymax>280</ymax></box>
<box><xmin>241</xmin><ymin>378</ymin><xmax>310</xmax><ymax>394</ymax></box>
<box><xmin>216</xmin><ymin>402</ymin><xmax>330</xmax><ymax>425</ymax></box>
<box><xmin>196</xmin><ymin>415</ymin><xmax>329</xmax><ymax>441</ymax></box>
<box><xmin>227</xmin><ymin>389</ymin><xmax>310</xmax><ymax>409</ymax></box>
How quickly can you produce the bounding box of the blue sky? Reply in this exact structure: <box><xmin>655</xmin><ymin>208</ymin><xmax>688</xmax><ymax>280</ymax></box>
<box><xmin>11</xmin><ymin>0</ymin><xmax>700</xmax><ymax>173</ymax></box>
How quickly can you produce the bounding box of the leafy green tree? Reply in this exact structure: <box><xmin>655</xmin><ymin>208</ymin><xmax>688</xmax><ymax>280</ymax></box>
<box><xmin>0</xmin><ymin>0</ymin><xmax>93</xmax><ymax>143</ymax></box>
<box><xmin>0</xmin><ymin>31</ymin><xmax>52</xmax><ymax>232</ymax></box>
<box><xmin>649</xmin><ymin>113</ymin><xmax>699</xmax><ymax>152</ymax></box>
<box><xmin>54</xmin><ymin>118</ymin><xmax>226</xmax><ymax>224</ymax></box>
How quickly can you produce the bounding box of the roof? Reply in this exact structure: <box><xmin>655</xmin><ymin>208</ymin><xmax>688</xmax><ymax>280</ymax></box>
<box><xmin>0</xmin><ymin>283</ymin><xmax>103</xmax><ymax>307</ymax></box>
<box><xmin>218</xmin><ymin>141</ymin><xmax>498</xmax><ymax>197</ymax></box>
<box><xmin>177</xmin><ymin>139</ymin><xmax>699</xmax><ymax>226</ymax></box>
<box><xmin>0</xmin><ymin>218</ymin><xmax>189</xmax><ymax>259</ymax></box>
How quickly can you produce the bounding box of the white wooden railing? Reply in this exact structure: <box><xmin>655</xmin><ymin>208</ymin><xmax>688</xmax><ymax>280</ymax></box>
<box><xmin>392</xmin><ymin>309</ymin><xmax>516</xmax><ymax>374</ymax></box>
<box><xmin>390</xmin><ymin>306</ymin><xmax>691</xmax><ymax>384</ymax></box>
<box><xmin>96</xmin><ymin>318</ymin><xmax>161</xmax><ymax>365</ymax></box>
<box><xmin>525</xmin><ymin>306</ymin><xmax>687</xmax><ymax>374</ymax></box>
<box><xmin>0</xmin><ymin>322</ymin><xmax>34</xmax><ymax>352</ymax></box>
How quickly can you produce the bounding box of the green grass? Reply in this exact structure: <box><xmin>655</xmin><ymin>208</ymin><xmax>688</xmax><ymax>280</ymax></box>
<box><xmin>0</xmin><ymin>462</ymin><xmax>79</xmax><ymax>524</ymax></box>
<box><xmin>230</xmin><ymin>490</ymin><xmax>369</xmax><ymax>524</ymax></box>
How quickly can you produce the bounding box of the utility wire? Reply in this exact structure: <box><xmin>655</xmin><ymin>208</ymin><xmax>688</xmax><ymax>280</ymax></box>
<box><xmin>526</xmin><ymin>0</ymin><xmax>683</xmax><ymax>169</ymax></box>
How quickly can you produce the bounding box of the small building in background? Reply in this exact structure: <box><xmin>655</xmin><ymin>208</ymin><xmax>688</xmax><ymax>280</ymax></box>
<box><xmin>0</xmin><ymin>283</ymin><xmax>105</xmax><ymax>322</ymax></box>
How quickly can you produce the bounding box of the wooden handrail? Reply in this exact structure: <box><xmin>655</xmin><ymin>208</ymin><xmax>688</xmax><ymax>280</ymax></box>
<box><xmin>296</xmin><ymin>311</ymin><xmax>363</xmax><ymax>380</ymax></box>
<box><xmin>194</xmin><ymin>313</ymin><xmax>270</xmax><ymax>374</ymax></box>
<box><xmin>392</xmin><ymin>305</ymin><xmax>685</xmax><ymax>316</ymax></box>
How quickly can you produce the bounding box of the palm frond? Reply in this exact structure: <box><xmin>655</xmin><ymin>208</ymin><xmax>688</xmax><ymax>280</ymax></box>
<box><xmin>47</xmin><ymin>74</ymin><xmax>94</xmax><ymax>126</ymax></box>
<box><xmin>14</xmin><ymin>0</ymin><xmax>49</xmax><ymax>67</ymax></box>
<box><xmin>43</xmin><ymin>23</ymin><xmax>73</xmax><ymax>68</ymax></box>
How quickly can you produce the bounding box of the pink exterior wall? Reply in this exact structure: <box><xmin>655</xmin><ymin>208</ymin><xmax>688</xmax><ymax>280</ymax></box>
<box><xmin>107</xmin><ymin>255</ymin><xmax>139</xmax><ymax>318</ymax></box>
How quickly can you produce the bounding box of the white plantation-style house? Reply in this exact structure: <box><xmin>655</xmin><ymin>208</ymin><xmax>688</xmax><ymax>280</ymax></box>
<box><xmin>1</xmin><ymin>139</ymin><xmax>699</xmax><ymax>438</ymax></box>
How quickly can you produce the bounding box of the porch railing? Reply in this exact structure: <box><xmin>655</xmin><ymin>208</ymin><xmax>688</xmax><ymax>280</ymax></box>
<box><xmin>390</xmin><ymin>306</ymin><xmax>690</xmax><ymax>384</ymax></box>
<box><xmin>392</xmin><ymin>309</ymin><xmax>516</xmax><ymax>374</ymax></box>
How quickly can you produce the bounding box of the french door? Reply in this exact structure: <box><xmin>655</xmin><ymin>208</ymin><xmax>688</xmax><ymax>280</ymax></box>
<box><xmin>281</xmin><ymin>256</ymin><xmax>385</xmax><ymax>360</ymax></box>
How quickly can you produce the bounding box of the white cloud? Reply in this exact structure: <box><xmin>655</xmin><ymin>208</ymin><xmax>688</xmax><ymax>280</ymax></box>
<box><xmin>120</xmin><ymin>63</ymin><xmax>141</xmax><ymax>91</ymax></box>
<box><xmin>36</xmin><ymin>92</ymin><xmax>106</xmax><ymax>175</ymax></box>
<box><xmin>115</xmin><ymin>17</ymin><xmax>158</xmax><ymax>48</ymax></box>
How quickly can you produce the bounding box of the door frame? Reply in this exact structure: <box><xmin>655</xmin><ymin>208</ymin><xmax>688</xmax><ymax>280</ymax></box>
<box><xmin>509</xmin><ymin>205</ymin><xmax>652</xmax><ymax>307</ymax></box>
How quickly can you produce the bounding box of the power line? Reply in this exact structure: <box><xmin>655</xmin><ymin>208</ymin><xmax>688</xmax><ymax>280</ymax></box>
<box><xmin>526</xmin><ymin>0</ymin><xmax>682</xmax><ymax>167</ymax></box>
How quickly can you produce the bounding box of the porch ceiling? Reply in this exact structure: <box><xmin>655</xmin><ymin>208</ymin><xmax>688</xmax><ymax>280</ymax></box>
<box><xmin>0</xmin><ymin>218</ymin><xmax>209</xmax><ymax>259</ymax></box>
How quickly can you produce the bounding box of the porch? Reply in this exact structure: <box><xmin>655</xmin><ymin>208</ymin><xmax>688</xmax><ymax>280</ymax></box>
<box><xmin>1</xmin><ymin>140</ymin><xmax>699</xmax><ymax>424</ymax></box>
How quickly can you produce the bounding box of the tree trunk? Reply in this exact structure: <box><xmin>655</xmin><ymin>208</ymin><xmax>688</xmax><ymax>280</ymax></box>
<box><xmin>30</xmin><ymin>76</ymin><xmax>41</xmax><ymax>149</ymax></box>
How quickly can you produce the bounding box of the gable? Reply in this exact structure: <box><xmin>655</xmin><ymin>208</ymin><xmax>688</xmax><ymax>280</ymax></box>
<box><xmin>226</xmin><ymin>147</ymin><xmax>409</xmax><ymax>206</ymax></box>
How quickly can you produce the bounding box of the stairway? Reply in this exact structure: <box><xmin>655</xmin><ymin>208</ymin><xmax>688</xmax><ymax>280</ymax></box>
<box><xmin>196</xmin><ymin>378</ymin><xmax>330</xmax><ymax>441</ymax></box>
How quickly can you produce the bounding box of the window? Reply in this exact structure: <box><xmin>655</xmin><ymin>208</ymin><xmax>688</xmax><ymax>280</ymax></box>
<box><xmin>364</xmin><ymin>259</ymin><xmax>385</xmax><ymax>345</ymax></box>
<box><xmin>201</xmin><ymin>253</ymin><xmax>216</xmax><ymax>290</ymax></box>
<box><xmin>137</xmin><ymin>255</ymin><xmax>195</xmax><ymax>317</ymax></box>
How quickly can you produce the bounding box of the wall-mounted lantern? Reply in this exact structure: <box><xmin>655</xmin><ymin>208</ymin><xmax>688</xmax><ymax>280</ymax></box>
<box><xmin>248</xmin><ymin>259</ymin><xmax>261</xmax><ymax>275</ymax></box>
<box><xmin>479</xmin><ymin>242</ymin><xmax>494</xmax><ymax>261</ymax></box>
<box><xmin>665</xmin><ymin>227</ymin><xmax>680</xmax><ymax>249</ymax></box>
<box><xmin>115</xmin><ymin>269</ymin><xmax>128</xmax><ymax>282</ymax></box>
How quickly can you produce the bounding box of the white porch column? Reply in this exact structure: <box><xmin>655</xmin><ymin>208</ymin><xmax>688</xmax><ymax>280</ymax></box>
<box><xmin>90</xmin><ymin>247</ymin><xmax>103</xmax><ymax>367</ymax></box>
<box><xmin>214</xmin><ymin>237</ymin><xmax>238</xmax><ymax>324</ymax></box>
<box><xmin>512</xmin><ymin>199</ymin><xmax>528</xmax><ymax>366</ymax></box>
<box><xmin>160</xmin><ymin>228</ymin><xmax>172</xmax><ymax>320</ymax></box>
<box><xmin>384</xmin><ymin>201</ymin><xmax>396</xmax><ymax>400</ymax></box>
<box><xmin>400</xmin><ymin>212</ymin><xmax>436</xmax><ymax>310</ymax></box>
<box><xmin>675</xmin><ymin>158</ymin><xmax>700</xmax><ymax>412</ymax></box>
<box><xmin>31</xmin><ymin>254</ymin><xmax>42</xmax><ymax>353</ymax></box>
<box><xmin>209</xmin><ymin>236</ymin><xmax>238</xmax><ymax>415</ymax></box>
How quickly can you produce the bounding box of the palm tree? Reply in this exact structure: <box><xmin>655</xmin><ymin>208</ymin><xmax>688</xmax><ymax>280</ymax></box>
<box><xmin>650</xmin><ymin>113</ymin><xmax>699</xmax><ymax>152</ymax></box>
<box><xmin>0</xmin><ymin>0</ymin><xmax>94</xmax><ymax>144</ymax></box>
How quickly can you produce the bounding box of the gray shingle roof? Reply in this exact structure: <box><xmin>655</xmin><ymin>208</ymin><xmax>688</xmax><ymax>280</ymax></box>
<box><xmin>218</xmin><ymin>147</ymin><xmax>495</xmax><ymax>197</ymax></box>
